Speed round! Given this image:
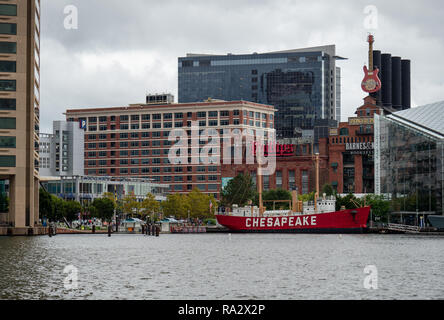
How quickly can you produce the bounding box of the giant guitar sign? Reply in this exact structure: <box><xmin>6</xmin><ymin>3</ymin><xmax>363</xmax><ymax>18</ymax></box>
<box><xmin>361</xmin><ymin>34</ymin><xmax>382</xmax><ymax>94</ymax></box>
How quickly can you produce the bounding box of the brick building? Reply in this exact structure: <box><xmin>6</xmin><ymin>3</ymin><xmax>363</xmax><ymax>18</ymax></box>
<box><xmin>65</xmin><ymin>99</ymin><xmax>276</xmax><ymax>199</ymax></box>
<box><xmin>221</xmin><ymin>138</ymin><xmax>330</xmax><ymax>195</ymax></box>
<box><xmin>328</xmin><ymin>96</ymin><xmax>382</xmax><ymax>194</ymax></box>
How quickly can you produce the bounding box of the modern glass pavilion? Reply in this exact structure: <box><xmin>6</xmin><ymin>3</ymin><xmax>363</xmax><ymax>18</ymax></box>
<box><xmin>375</xmin><ymin>101</ymin><xmax>444</xmax><ymax>224</ymax></box>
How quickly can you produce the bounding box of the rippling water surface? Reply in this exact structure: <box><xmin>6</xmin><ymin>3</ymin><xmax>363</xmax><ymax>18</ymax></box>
<box><xmin>0</xmin><ymin>233</ymin><xmax>443</xmax><ymax>300</ymax></box>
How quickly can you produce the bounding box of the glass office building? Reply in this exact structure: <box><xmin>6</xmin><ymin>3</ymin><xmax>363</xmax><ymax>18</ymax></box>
<box><xmin>375</xmin><ymin>101</ymin><xmax>444</xmax><ymax>217</ymax></box>
<box><xmin>178</xmin><ymin>46</ymin><xmax>342</xmax><ymax>139</ymax></box>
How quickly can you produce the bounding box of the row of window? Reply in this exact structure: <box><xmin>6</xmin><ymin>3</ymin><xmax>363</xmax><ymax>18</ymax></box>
<box><xmin>74</xmin><ymin>110</ymin><xmax>272</xmax><ymax>124</ymax></box>
<box><xmin>331</xmin><ymin>136</ymin><xmax>373</xmax><ymax>144</ymax></box>
<box><xmin>84</xmin><ymin>118</ymin><xmax>271</xmax><ymax>131</ymax></box>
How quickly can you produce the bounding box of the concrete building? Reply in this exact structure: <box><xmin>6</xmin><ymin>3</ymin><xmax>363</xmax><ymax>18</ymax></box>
<box><xmin>39</xmin><ymin>120</ymin><xmax>84</xmax><ymax>177</ymax></box>
<box><xmin>40</xmin><ymin>175</ymin><xmax>169</xmax><ymax>205</ymax></box>
<box><xmin>178</xmin><ymin>46</ymin><xmax>344</xmax><ymax>139</ymax></box>
<box><xmin>0</xmin><ymin>1</ymin><xmax>42</xmax><ymax>235</ymax></box>
<box><xmin>65</xmin><ymin>99</ymin><xmax>276</xmax><ymax>199</ymax></box>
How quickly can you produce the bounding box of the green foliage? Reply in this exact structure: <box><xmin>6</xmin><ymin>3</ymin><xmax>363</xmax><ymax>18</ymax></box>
<box><xmin>121</xmin><ymin>194</ymin><xmax>140</xmax><ymax>218</ymax></box>
<box><xmin>140</xmin><ymin>193</ymin><xmax>160</xmax><ymax>218</ymax></box>
<box><xmin>91</xmin><ymin>197</ymin><xmax>115</xmax><ymax>222</ymax></box>
<box><xmin>321</xmin><ymin>184</ymin><xmax>335</xmax><ymax>197</ymax></box>
<box><xmin>39</xmin><ymin>188</ymin><xmax>54</xmax><ymax>220</ymax></box>
<box><xmin>254</xmin><ymin>189</ymin><xmax>292</xmax><ymax>210</ymax></box>
<box><xmin>39</xmin><ymin>188</ymin><xmax>83</xmax><ymax>222</ymax></box>
<box><xmin>160</xmin><ymin>188</ymin><xmax>217</xmax><ymax>220</ymax></box>
<box><xmin>203</xmin><ymin>218</ymin><xmax>217</xmax><ymax>225</ymax></box>
<box><xmin>335</xmin><ymin>193</ymin><xmax>391</xmax><ymax>222</ymax></box>
<box><xmin>188</xmin><ymin>188</ymin><xmax>217</xmax><ymax>218</ymax></box>
<box><xmin>298</xmin><ymin>192</ymin><xmax>315</xmax><ymax>202</ymax></box>
<box><xmin>364</xmin><ymin>194</ymin><xmax>390</xmax><ymax>222</ymax></box>
<box><xmin>161</xmin><ymin>193</ymin><xmax>190</xmax><ymax>219</ymax></box>
<box><xmin>63</xmin><ymin>200</ymin><xmax>82</xmax><ymax>221</ymax></box>
<box><xmin>221</xmin><ymin>173</ymin><xmax>256</xmax><ymax>207</ymax></box>
<box><xmin>336</xmin><ymin>193</ymin><xmax>357</xmax><ymax>211</ymax></box>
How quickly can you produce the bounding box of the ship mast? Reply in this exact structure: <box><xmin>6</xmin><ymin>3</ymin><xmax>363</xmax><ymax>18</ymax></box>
<box><xmin>257</xmin><ymin>165</ymin><xmax>264</xmax><ymax>217</ymax></box>
<box><xmin>314</xmin><ymin>152</ymin><xmax>320</xmax><ymax>214</ymax></box>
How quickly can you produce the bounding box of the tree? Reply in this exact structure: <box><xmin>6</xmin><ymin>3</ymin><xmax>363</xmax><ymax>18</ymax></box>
<box><xmin>121</xmin><ymin>194</ymin><xmax>140</xmax><ymax>218</ymax></box>
<box><xmin>102</xmin><ymin>192</ymin><xmax>117</xmax><ymax>206</ymax></box>
<box><xmin>188</xmin><ymin>188</ymin><xmax>216</xmax><ymax>219</ymax></box>
<box><xmin>321</xmin><ymin>184</ymin><xmax>335</xmax><ymax>197</ymax></box>
<box><xmin>140</xmin><ymin>193</ymin><xmax>160</xmax><ymax>220</ymax></box>
<box><xmin>364</xmin><ymin>194</ymin><xmax>390</xmax><ymax>222</ymax></box>
<box><xmin>63</xmin><ymin>200</ymin><xmax>82</xmax><ymax>222</ymax></box>
<box><xmin>52</xmin><ymin>195</ymin><xmax>65</xmax><ymax>221</ymax></box>
<box><xmin>39</xmin><ymin>188</ymin><xmax>54</xmax><ymax>220</ymax></box>
<box><xmin>335</xmin><ymin>193</ymin><xmax>362</xmax><ymax>211</ymax></box>
<box><xmin>221</xmin><ymin>173</ymin><xmax>256</xmax><ymax>207</ymax></box>
<box><xmin>254</xmin><ymin>189</ymin><xmax>292</xmax><ymax>210</ymax></box>
<box><xmin>91</xmin><ymin>197</ymin><xmax>115</xmax><ymax>222</ymax></box>
<box><xmin>161</xmin><ymin>193</ymin><xmax>190</xmax><ymax>219</ymax></box>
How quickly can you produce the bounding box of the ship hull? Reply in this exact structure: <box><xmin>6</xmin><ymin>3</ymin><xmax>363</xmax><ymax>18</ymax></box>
<box><xmin>216</xmin><ymin>207</ymin><xmax>370</xmax><ymax>234</ymax></box>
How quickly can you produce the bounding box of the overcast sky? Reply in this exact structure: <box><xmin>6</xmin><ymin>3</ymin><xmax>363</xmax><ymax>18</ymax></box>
<box><xmin>40</xmin><ymin>0</ymin><xmax>444</xmax><ymax>133</ymax></box>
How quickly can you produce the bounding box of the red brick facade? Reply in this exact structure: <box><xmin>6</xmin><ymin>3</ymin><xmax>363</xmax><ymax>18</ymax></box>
<box><xmin>327</xmin><ymin>96</ymin><xmax>381</xmax><ymax>194</ymax></box>
<box><xmin>221</xmin><ymin>139</ymin><xmax>330</xmax><ymax>194</ymax></box>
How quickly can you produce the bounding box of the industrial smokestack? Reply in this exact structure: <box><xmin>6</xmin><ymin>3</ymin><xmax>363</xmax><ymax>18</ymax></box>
<box><xmin>401</xmin><ymin>59</ymin><xmax>411</xmax><ymax>110</ymax></box>
<box><xmin>381</xmin><ymin>53</ymin><xmax>392</xmax><ymax>108</ymax></box>
<box><xmin>391</xmin><ymin>57</ymin><xmax>402</xmax><ymax>110</ymax></box>
<box><xmin>371</xmin><ymin>50</ymin><xmax>382</xmax><ymax>106</ymax></box>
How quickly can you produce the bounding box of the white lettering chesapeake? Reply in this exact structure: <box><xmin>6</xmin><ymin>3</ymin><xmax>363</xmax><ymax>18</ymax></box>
<box><xmin>246</xmin><ymin>218</ymin><xmax>251</xmax><ymax>227</ymax></box>
<box><xmin>281</xmin><ymin>217</ymin><xmax>288</xmax><ymax>226</ymax></box>
<box><xmin>267</xmin><ymin>218</ymin><xmax>273</xmax><ymax>227</ymax></box>
<box><xmin>311</xmin><ymin>216</ymin><xmax>317</xmax><ymax>225</ymax></box>
<box><xmin>260</xmin><ymin>218</ymin><xmax>265</xmax><ymax>227</ymax></box>
<box><xmin>252</xmin><ymin>218</ymin><xmax>259</xmax><ymax>227</ymax></box>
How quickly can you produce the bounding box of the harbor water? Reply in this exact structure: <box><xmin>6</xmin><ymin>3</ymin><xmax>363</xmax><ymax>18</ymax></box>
<box><xmin>0</xmin><ymin>233</ymin><xmax>443</xmax><ymax>300</ymax></box>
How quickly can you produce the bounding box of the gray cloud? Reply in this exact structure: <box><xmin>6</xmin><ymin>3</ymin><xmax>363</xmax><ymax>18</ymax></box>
<box><xmin>40</xmin><ymin>0</ymin><xmax>444</xmax><ymax>132</ymax></box>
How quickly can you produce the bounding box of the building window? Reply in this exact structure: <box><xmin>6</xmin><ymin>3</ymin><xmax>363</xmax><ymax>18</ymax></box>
<box><xmin>0</xmin><ymin>4</ymin><xmax>17</xmax><ymax>16</ymax></box>
<box><xmin>0</xmin><ymin>155</ymin><xmax>15</xmax><ymax>167</ymax></box>
<box><xmin>0</xmin><ymin>79</ymin><xmax>16</xmax><ymax>91</ymax></box>
<box><xmin>0</xmin><ymin>61</ymin><xmax>15</xmax><ymax>73</ymax></box>
<box><xmin>0</xmin><ymin>117</ymin><xmax>15</xmax><ymax>129</ymax></box>
<box><xmin>0</xmin><ymin>136</ymin><xmax>15</xmax><ymax>148</ymax></box>
<box><xmin>339</xmin><ymin>128</ymin><xmax>349</xmax><ymax>136</ymax></box>
<box><xmin>0</xmin><ymin>23</ymin><xmax>16</xmax><ymax>35</ymax></box>
<box><xmin>276</xmin><ymin>171</ymin><xmax>282</xmax><ymax>189</ymax></box>
<box><xmin>0</xmin><ymin>98</ymin><xmax>15</xmax><ymax>110</ymax></box>
<box><xmin>289</xmin><ymin>170</ymin><xmax>296</xmax><ymax>190</ymax></box>
<box><xmin>302</xmin><ymin>170</ymin><xmax>309</xmax><ymax>194</ymax></box>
